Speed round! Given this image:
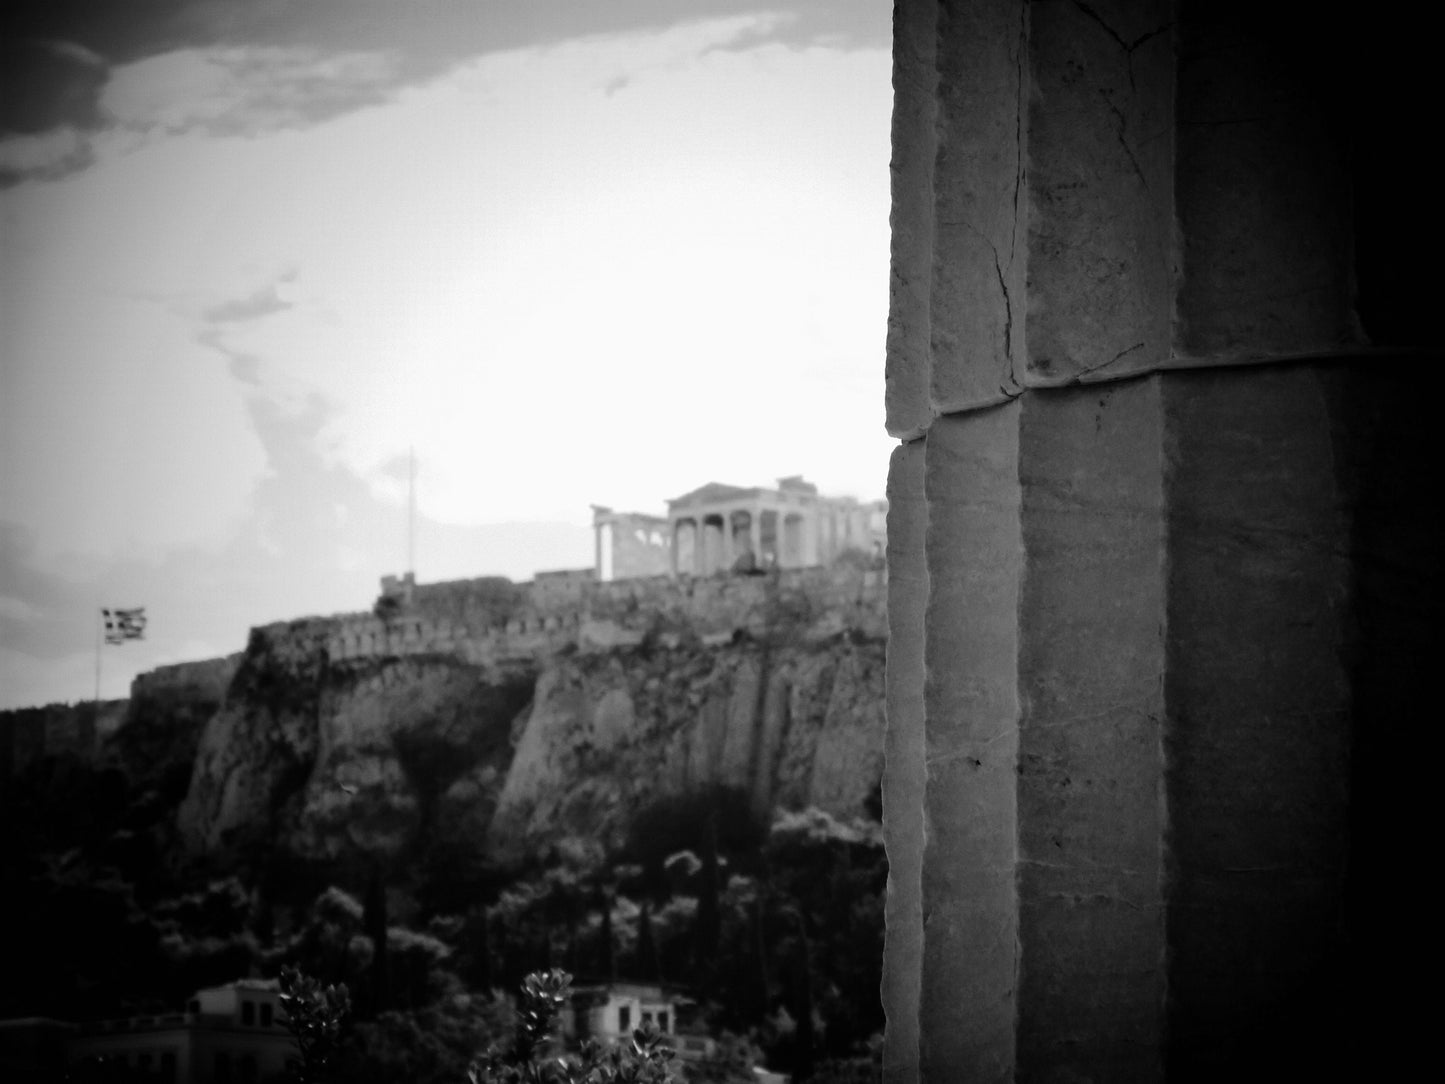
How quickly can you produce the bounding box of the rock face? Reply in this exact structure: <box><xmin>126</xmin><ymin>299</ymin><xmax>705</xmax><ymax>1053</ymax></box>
<box><xmin>178</xmin><ymin>619</ymin><xmax>534</xmax><ymax>865</ymax></box>
<box><xmin>109</xmin><ymin>656</ymin><xmax>240</xmax><ymax>801</ymax></box>
<box><xmin>175</xmin><ymin>581</ymin><xmax>886</xmax><ymax>871</ymax></box>
<box><xmin>487</xmin><ymin>635</ymin><xmax>886</xmax><ymax>860</ymax></box>
<box><xmin>178</xmin><ymin>619</ymin><xmax>334</xmax><ymax>856</ymax></box>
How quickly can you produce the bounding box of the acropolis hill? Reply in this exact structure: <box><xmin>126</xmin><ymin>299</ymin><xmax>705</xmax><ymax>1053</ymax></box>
<box><xmin>2</xmin><ymin>476</ymin><xmax>888</xmax><ymax>782</ymax></box>
<box><xmin>165</xmin><ymin>477</ymin><xmax>890</xmax><ymax>865</ymax></box>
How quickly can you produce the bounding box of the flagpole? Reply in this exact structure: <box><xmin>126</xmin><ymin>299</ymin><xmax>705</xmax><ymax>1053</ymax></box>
<box><xmin>408</xmin><ymin>444</ymin><xmax>416</xmax><ymax>576</ymax></box>
<box><xmin>94</xmin><ymin>607</ymin><xmax>102</xmax><ymax>704</ymax></box>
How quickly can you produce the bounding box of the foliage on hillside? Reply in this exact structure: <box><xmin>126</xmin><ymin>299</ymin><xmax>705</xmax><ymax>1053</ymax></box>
<box><xmin>3</xmin><ymin>614</ymin><xmax>886</xmax><ymax>1081</ymax></box>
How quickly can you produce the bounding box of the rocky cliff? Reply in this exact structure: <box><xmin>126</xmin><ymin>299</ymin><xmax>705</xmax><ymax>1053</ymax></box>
<box><xmin>177</xmin><ymin>619</ymin><xmax>534</xmax><ymax>864</ymax></box>
<box><xmin>488</xmin><ymin>634</ymin><xmax>885</xmax><ymax>861</ymax></box>
<box><xmin>175</xmin><ymin>570</ymin><xmax>887</xmax><ymax>872</ymax></box>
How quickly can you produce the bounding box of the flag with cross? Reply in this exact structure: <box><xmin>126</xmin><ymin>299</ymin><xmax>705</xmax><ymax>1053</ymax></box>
<box><xmin>102</xmin><ymin>607</ymin><xmax>147</xmax><ymax>645</ymax></box>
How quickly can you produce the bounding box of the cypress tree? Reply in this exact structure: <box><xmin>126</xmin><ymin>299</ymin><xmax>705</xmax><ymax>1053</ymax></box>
<box><xmin>636</xmin><ymin>902</ymin><xmax>660</xmax><ymax>982</ymax></box>
<box><xmin>791</xmin><ymin>908</ymin><xmax>816</xmax><ymax>1078</ymax></box>
<box><xmin>600</xmin><ymin>892</ymin><xmax>617</xmax><ymax>980</ymax></box>
<box><xmin>362</xmin><ymin>866</ymin><xmax>389</xmax><ymax>1015</ymax></box>
<box><xmin>749</xmin><ymin>894</ymin><xmax>771</xmax><ymax>1021</ymax></box>
<box><xmin>695</xmin><ymin>808</ymin><xmax>722</xmax><ymax>973</ymax></box>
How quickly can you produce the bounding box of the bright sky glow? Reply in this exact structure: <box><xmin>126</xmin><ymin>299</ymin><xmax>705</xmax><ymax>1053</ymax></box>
<box><xmin>0</xmin><ymin>6</ymin><xmax>895</xmax><ymax>707</ymax></box>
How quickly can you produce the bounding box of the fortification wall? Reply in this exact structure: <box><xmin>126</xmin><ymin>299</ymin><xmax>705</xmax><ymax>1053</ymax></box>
<box><xmin>0</xmin><ymin>699</ymin><xmax>128</xmax><ymax>777</ymax></box>
<box><xmin>131</xmin><ymin>655</ymin><xmax>242</xmax><ymax>705</ymax></box>
<box><xmin>2</xmin><ymin>655</ymin><xmax>243</xmax><ymax>779</ymax></box>
<box><xmin>327</xmin><ymin>565</ymin><xmax>887</xmax><ymax>667</ymax></box>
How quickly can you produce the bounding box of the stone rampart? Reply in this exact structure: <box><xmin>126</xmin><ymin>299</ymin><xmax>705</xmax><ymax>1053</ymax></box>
<box><xmin>130</xmin><ymin>655</ymin><xmax>242</xmax><ymax>706</ymax></box>
<box><xmin>0</xmin><ymin>699</ymin><xmax>128</xmax><ymax>778</ymax></box>
<box><xmin>3</xmin><ymin>656</ymin><xmax>242</xmax><ymax>780</ymax></box>
<box><xmin>326</xmin><ymin>565</ymin><xmax>887</xmax><ymax>667</ymax></box>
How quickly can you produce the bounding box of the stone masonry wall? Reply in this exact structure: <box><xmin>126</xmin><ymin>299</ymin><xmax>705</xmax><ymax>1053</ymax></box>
<box><xmin>329</xmin><ymin>566</ymin><xmax>887</xmax><ymax>667</ymax></box>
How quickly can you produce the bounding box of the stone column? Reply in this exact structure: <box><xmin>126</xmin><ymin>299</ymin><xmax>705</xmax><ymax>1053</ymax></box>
<box><xmin>881</xmin><ymin>1</ymin><xmax>1436</xmax><ymax>1081</ymax></box>
<box><xmin>720</xmin><ymin>508</ymin><xmax>735</xmax><ymax>570</ymax></box>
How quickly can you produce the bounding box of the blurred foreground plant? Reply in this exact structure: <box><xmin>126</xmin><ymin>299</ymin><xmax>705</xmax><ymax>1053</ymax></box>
<box><xmin>279</xmin><ymin>965</ymin><xmax>352</xmax><ymax>1083</ymax></box>
<box><xmin>467</xmin><ymin>968</ymin><xmax>676</xmax><ymax>1084</ymax></box>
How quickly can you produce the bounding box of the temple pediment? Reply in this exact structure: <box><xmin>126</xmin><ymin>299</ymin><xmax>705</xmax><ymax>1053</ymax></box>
<box><xmin>665</xmin><ymin>482</ymin><xmax>762</xmax><ymax>508</ymax></box>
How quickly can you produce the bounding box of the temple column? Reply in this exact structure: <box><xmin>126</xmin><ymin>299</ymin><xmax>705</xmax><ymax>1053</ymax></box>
<box><xmin>720</xmin><ymin>508</ymin><xmax>735</xmax><ymax>570</ymax></box>
<box><xmin>881</xmin><ymin>2</ymin><xmax>1433</xmax><ymax>1081</ymax></box>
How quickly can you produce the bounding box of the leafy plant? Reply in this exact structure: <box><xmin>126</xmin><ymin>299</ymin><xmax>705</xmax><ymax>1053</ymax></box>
<box><xmin>467</xmin><ymin>969</ymin><xmax>678</xmax><ymax>1084</ymax></box>
<box><xmin>279</xmin><ymin>965</ymin><xmax>353</xmax><ymax>1083</ymax></box>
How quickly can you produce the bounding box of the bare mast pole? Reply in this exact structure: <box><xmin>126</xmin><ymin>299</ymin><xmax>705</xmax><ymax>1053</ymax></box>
<box><xmin>408</xmin><ymin>445</ymin><xmax>416</xmax><ymax>577</ymax></box>
<box><xmin>94</xmin><ymin>607</ymin><xmax>103</xmax><ymax>703</ymax></box>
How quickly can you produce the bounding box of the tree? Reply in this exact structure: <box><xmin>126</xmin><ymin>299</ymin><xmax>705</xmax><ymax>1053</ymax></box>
<box><xmin>693</xmin><ymin>810</ymin><xmax>721</xmax><ymax>982</ymax></box>
<box><xmin>467</xmin><ymin>969</ymin><xmax>677</xmax><ymax>1084</ymax></box>
<box><xmin>278</xmin><ymin>966</ymin><xmax>352</xmax><ymax>1083</ymax></box>
<box><xmin>362</xmin><ymin>866</ymin><xmax>389</xmax><ymax>1015</ymax></box>
<box><xmin>634</xmin><ymin>903</ymin><xmax>660</xmax><ymax>983</ymax></box>
<box><xmin>600</xmin><ymin>890</ymin><xmax>617</xmax><ymax>980</ymax></box>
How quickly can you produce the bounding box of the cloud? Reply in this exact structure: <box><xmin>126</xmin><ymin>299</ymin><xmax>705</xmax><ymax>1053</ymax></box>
<box><xmin>101</xmin><ymin>46</ymin><xmax>404</xmax><ymax>140</ymax></box>
<box><xmin>0</xmin><ymin>125</ymin><xmax>96</xmax><ymax>186</ymax></box>
<box><xmin>2</xmin><ymin>2</ymin><xmax>888</xmax><ymax>138</ymax></box>
<box><xmin>201</xmin><ymin>273</ymin><xmax>296</xmax><ymax>325</ymax></box>
<box><xmin>0</xmin><ymin>37</ymin><xmax>108</xmax><ymax>133</ymax></box>
<box><xmin>0</xmin><ymin>4</ymin><xmax>890</xmax><ymax>709</ymax></box>
<box><xmin>0</xmin><ymin>525</ymin><xmax>92</xmax><ymax>659</ymax></box>
<box><xmin>0</xmin><ymin>395</ymin><xmax>592</xmax><ymax>707</ymax></box>
<box><xmin>0</xmin><ymin>38</ymin><xmax>107</xmax><ymax>185</ymax></box>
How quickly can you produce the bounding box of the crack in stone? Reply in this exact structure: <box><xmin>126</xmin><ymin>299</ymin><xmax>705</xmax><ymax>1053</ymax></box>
<box><xmin>940</xmin><ymin>217</ymin><xmax>1017</xmax><ymax>376</ymax></box>
<box><xmin>1073</xmin><ymin>340</ymin><xmax>1146</xmax><ymax>380</ymax></box>
<box><xmin>1099</xmin><ymin>90</ymin><xmax>1147</xmax><ymax>188</ymax></box>
<box><xmin>1126</xmin><ymin>24</ymin><xmax>1171</xmax><ymax>54</ymax></box>
<box><xmin>993</xmin><ymin>247</ymin><xmax>1012</xmax><ymax>361</ymax></box>
<box><xmin>1071</xmin><ymin>1</ymin><xmax>1171</xmax><ymax>90</ymax></box>
<box><xmin>1072</xmin><ymin>2</ymin><xmax>1172</xmax><ymax>57</ymax></box>
<box><xmin>1181</xmin><ymin>116</ymin><xmax>1266</xmax><ymax>127</ymax></box>
<box><xmin>1010</xmin><ymin>0</ymin><xmax>1027</xmax><ymax>268</ymax></box>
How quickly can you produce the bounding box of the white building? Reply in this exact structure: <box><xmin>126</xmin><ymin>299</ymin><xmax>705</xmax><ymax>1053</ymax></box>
<box><xmin>67</xmin><ymin>979</ymin><xmax>293</xmax><ymax>1083</ymax></box>
<box><xmin>564</xmin><ymin>981</ymin><xmax>679</xmax><ymax>1046</ymax></box>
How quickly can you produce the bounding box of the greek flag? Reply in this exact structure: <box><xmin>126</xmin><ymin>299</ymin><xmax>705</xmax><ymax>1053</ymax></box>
<box><xmin>102</xmin><ymin>607</ymin><xmax>147</xmax><ymax>645</ymax></box>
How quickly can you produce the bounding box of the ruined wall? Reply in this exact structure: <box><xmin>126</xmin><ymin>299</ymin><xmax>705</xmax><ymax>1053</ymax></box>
<box><xmin>129</xmin><ymin>656</ymin><xmax>240</xmax><ymax>706</ymax></box>
<box><xmin>596</xmin><ymin>512</ymin><xmax>672</xmax><ymax>580</ymax></box>
<box><xmin>0</xmin><ymin>701</ymin><xmax>119</xmax><ymax>775</ymax></box>
<box><xmin>0</xmin><ymin>658</ymin><xmax>237</xmax><ymax>784</ymax></box>
<box><xmin>881</xmin><ymin>2</ymin><xmax>1437</xmax><ymax>1081</ymax></box>
<box><xmin>329</xmin><ymin>566</ymin><xmax>887</xmax><ymax>666</ymax></box>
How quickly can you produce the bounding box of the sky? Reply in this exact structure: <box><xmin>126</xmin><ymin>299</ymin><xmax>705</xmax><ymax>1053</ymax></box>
<box><xmin>0</xmin><ymin>0</ymin><xmax>895</xmax><ymax>709</ymax></box>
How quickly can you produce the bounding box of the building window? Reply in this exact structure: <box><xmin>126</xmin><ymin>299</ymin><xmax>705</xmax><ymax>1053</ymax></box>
<box><xmin>657</xmin><ymin>1011</ymin><xmax>669</xmax><ymax>1033</ymax></box>
<box><xmin>239</xmin><ymin>1053</ymin><xmax>258</xmax><ymax>1081</ymax></box>
<box><xmin>215</xmin><ymin>1051</ymin><xmax>232</xmax><ymax>1082</ymax></box>
<box><xmin>241</xmin><ymin>1000</ymin><xmax>255</xmax><ymax>1026</ymax></box>
<box><xmin>260</xmin><ymin>1002</ymin><xmax>273</xmax><ymax>1027</ymax></box>
<box><xmin>617</xmin><ymin>1005</ymin><xmax>631</xmax><ymax>1031</ymax></box>
<box><xmin>138</xmin><ymin>1052</ymin><xmax>153</xmax><ymax>1069</ymax></box>
<box><xmin>642</xmin><ymin>1011</ymin><xmax>653</xmax><ymax>1026</ymax></box>
<box><xmin>161</xmin><ymin>1050</ymin><xmax>177</xmax><ymax>1082</ymax></box>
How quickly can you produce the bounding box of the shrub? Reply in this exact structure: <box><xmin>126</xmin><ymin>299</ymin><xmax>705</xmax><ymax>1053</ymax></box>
<box><xmin>467</xmin><ymin>969</ymin><xmax>678</xmax><ymax>1084</ymax></box>
<box><xmin>279</xmin><ymin>966</ymin><xmax>352</xmax><ymax>1083</ymax></box>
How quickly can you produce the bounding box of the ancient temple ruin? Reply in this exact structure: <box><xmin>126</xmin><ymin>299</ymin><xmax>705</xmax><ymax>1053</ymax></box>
<box><xmin>593</xmin><ymin>476</ymin><xmax>885</xmax><ymax>580</ymax></box>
